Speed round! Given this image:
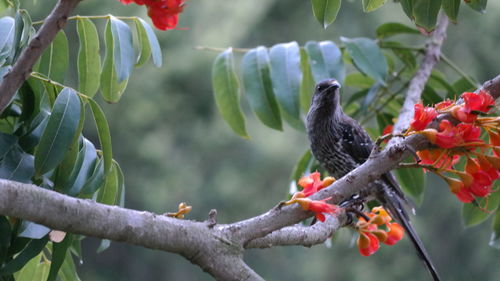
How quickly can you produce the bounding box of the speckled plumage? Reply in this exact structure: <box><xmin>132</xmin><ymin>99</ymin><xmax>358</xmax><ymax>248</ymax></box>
<box><xmin>307</xmin><ymin>79</ymin><xmax>441</xmax><ymax>281</ymax></box>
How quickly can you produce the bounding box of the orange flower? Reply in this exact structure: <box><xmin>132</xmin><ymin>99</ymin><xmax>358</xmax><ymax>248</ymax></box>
<box><xmin>298</xmin><ymin>172</ymin><xmax>335</xmax><ymax>197</ymax></box>
<box><xmin>295</xmin><ymin>197</ymin><xmax>338</xmax><ymax>222</ymax></box>
<box><xmin>444</xmin><ymin>176</ymin><xmax>474</xmax><ymax>203</ymax></box>
<box><xmin>357</xmin><ymin>232</ymin><xmax>380</xmax><ymax>257</ymax></box>
<box><xmin>435</xmin><ymin>99</ymin><xmax>455</xmax><ymax>111</ymax></box>
<box><xmin>384</xmin><ymin>223</ymin><xmax>404</xmax><ymax>245</ymax></box>
<box><xmin>410</xmin><ymin>103</ymin><xmax>437</xmax><ymax>131</ymax></box>
<box><xmin>416</xmin><ymin>149</ymin><xmax>459</xmax><ymax>170</ymax></box>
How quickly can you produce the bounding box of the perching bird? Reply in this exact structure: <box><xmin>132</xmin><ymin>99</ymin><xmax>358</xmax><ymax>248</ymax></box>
<box><xmin>306</xmin><ymin>78</ymin><xmax>441</xmax><ymax>281</ymax></box>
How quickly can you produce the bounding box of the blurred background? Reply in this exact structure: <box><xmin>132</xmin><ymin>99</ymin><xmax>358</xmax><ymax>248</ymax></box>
<box><xmin>20</xmin><ymin>0</ymin><xmax>500</xmax><ymax>280</ymax></box>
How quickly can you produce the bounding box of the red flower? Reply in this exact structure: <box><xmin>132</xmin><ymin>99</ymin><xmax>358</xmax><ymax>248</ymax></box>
<box><xmin>444</xmin><ymin>176</ymin><xmax>474</xmax><ymax>203</ymax></box>
<box><xmin>384</xmin><ymin>223</ymin><xmax>404</xmax><ymax>245</ymax></box>
<box><xmin>456</xmin><ymin>123</ymin><xmax>482</xmax><ymax>144</ymax></box>
<box><xmin>434</xmin><ymin>120</ymin><xmax>462</xmax><ymax>148</ymax></box>
<box><xmin>435</xmin><ymin>99</ymin><xmax>455</xmax><ymax>111</ymax></box>
<box><xmin>297</xmin><ymin>172</ymin><xmax>335</xmax><ymax>197</ymax></box>
<box><xmin>410</xmin><ymin>103</ymin><xmax>437</xmax><ymax>131</ymax></box>
<box><xmin>118</xmin><ymin>0</ymin><xmax>134</xmax><ymax>4</ymax></box>
<box><xmin>357</xmin><ymin>232</ymin><xmax>380</xmax><ymax>256</ymax></box>
<box><xmin>307</xmin><ymin>198</ymin><xmax>338</xmax><ymax>222</ymax></box>
<box><xmin>465</xmin><ymin>158</ymin><xmax>494</xmax><ymax>198</ymax></box>
<box><xmin>382</xmin><ymin>124</ymin><xmax>393</xmax><ymax>135</ymax></box>
<box><xmin>462</xmin><ymin>90</ymin><xmax>495</xmax><ymax>113</ymax></box>
<box><xmin>416</xmin><ymin>149</ymin><xmax>459</xmax><ymax>170</ymax></box>
<box><xmin>117</xmin><ymin>0</ymin><xmax>185</xmax><ymax>30</ymax></box>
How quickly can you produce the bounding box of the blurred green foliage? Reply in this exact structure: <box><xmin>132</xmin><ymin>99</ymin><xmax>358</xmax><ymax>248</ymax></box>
<box><xmin>14</xmin><ymin>0</ymin><xmax>500</xmax><ymax>280</ymax></box>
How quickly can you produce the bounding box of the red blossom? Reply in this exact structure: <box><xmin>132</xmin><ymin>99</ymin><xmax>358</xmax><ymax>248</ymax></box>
<box><xmin>434</xmin><ymin>120</ymin><xmax>463</xmax><ymax>148</ymax></box>
<box><xmin>445</xmin><ymin>177</ymin><xmax>474</xmax><ymax>203</ymax></box>
<box><xmin>297</xmin><ymin>172</ymin><xmax>334</xmax><ymax>197</ymax></box>
<box><xmin>416</xmin><ymin>149</ymin><xmax>459</xmax><ymax>170</ymax></box>
<box><xmin>384</xmin><ymin>223</ymin><xmax>404</xmax><ymax>245</ymax></box>
<box><xmin>382</xmin><ymin>124</ymin><xmax>393</xmax><ymax>135</ymax></box>
<box><xmin>410</xmin><ymin>103</ymin><xmax>437</xmax><ymax>131</ymax></box>
<box><xmin>357</xmin><ymin>232</ymin><xmax>380</xmax><ymax>256</ymax></box>
<box><xmin>435</xmin><ymin>99</ymin><xmax>455</xmax><ymax>111</ymax></box>
<box><xmin>118</xmin><ymin>0</ymin><xmax>134</xmax><ymax>4</ymax></box>
<box><xmin>307</xmin><ymin>198</ymin><xmax>338</xmax><ymax>222</ymax></box>
<box><xmin>456</xmin><ymin>123</ymin><xmax>482</xmax><ymax>144</ymax></box>
<box><xmin>462</xmin><ymin>90</ymin><xmax>495</xmax><ymax>113</ymax></box>
<box><xmin>117</xmin><ymin>0</ymin><xmax>185</xmax><ymax>30</ymax></box>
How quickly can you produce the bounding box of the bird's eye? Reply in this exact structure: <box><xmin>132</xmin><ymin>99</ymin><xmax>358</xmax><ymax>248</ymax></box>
<box><xmin>316</xmin><ymin>84</ymin><xmax>328</xmax><ymax>92</ymax></box>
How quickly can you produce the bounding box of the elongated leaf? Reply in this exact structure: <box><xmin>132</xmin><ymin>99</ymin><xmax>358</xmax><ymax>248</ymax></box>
<box><xmin>47</xmin><ymin>234</ymin><xmax>73</xmax><ymax>281</ymax></box>
<box><xmin>0</xmin><ymin>147</ymin><xmax>34</xmax><ymax>183</ymax></box>
<box><xmin>362</xmin><ymin>0</ymin><xmax>388</xmax><ymax>12</ymax></box>
<box><xmin>451</xmin><ymin>77</ymin><xmax>476</xmax><ymax>98</ymax></box>
<box><xmin>490</xmin><ymin>209</ymin><xmax>500</xmax><ymax>249</ymax></box>
<box><xmin>97</xmin><ymin>162</ymin><xmax>119</xmax><ymax>205</ymax></box>
<box><xmin>77</xmin><ymin>18</ymin><xmax>101</xmax><ymax>97</ymax></box>
<box><xmin>341</xmin><ymin>37</ymin><xmax>387</xmax><ymax>85</ymax></box>
<box><xmin>442</xmin><ymin>0</ymin><xmax>461</xmax><ymax>21</ymax></box>
<box><xmin>462</xmin><ymin>187</ymin><xmax>500</xmax><ymax>227</ymax></box>
<box><xmin>62</xmin><ymin>138</ymin><xmax>98</xmax><ymax>196</ymax></box>
<box><xmin>88</xmin><ymin>99</ymin><xmax>112</xmax><ymax>174</ymax></box>
<box><xmin>18</xmin><ymin>221</ymin><xmax>50</xmax><ymax>239</ymax></box>
<box><xmin>359</xmin><ymin>82</ymin><xmax>381</xmax><ymax>115</ymax></box>
<box><xmin>212</xmin><ymin>48</ymin><xmax>248</xmax><ymax>138</ymax></box>
<box><xmin>413</xmin><ymin>0</ymin><xmax>442</xmax><ymax>31</ymax></box>
<box><xmin>344</xmin><ymin>73</ymin><xmax>375</xmax><ymax>89</ymax></box>
<box><xmin>114</xmin><ymin>160</ymin><xmax>125</xmax><ymax>207</ymax></box>
<box><xmin>422</xmin><ymin>85</ymin><xmax>442</xmax><ymax>105</ymax></box>
<box><xmin>58</xmin><ymin>249</ymin><xmax>81</xmax><ymax>281</ymax></box>
<box><xmin>134</xmin><ymin>18</ymin><xmax>162</xmax><ymax>67</ymax></box>
<box><xmin>299</xmin><ymin>48</ymin><xmax>315</xmax><ymax>113</ymax></box>
<box><xmin>305</xmin><ymin>41</ymin><xmax>345</xmax><ymax>84</ymax></box>
<box><xmin>269</xmin><ymin>42</ymin><xmax>302</xmax><ymax>119</ymax></box>
<box><xmin>109</xmin><ymin>16</ymin><xmax>134</xmax><ymax>82</ymax></box>
<box><xmin>0</xmin><ymin>237</ymin><xmax>48</xmax><ymax>275</ymax></box>
<box><xmin>0</xmin><ymin>216</ymin><xmax>10</xmax><ymax>265</ymax></box>
<box><xmin>395</xmin><ymin>167</ymin><xmax>425</xmax><ymax>204</ymax></box>
<box><xmin>400</xmin><ymin>0</ymin><xmax>414</xmax><ymax>19</ymax></box>
<box><xmin>242</xmin><ymin>47</ymin><xmax>282</xmax><ymax>131</ymax></box>
<box><xmin>0</xmin><ymin>132</ymin><xmax>17</xmax><ymax>159</ymax></box>
<box><xmin>465</xmin><ymin>0</ymin><xmax>487</xmax><ymax>13</ymax></box>
<box><xmin>375</xmin><ymin>22</ymin><xmax>420</xmax><ymax>38</ymax></box>
<box><xmin>100</xmin><ymin>19</ymin><xmax>129</xmax><ymax>103</ymax></box>
<box><xmin>291</xmin><ymin>149</ymin><xmax>313</xmax><ymax>182</ymax></box>
<box><xmin>0</xmin><ymin>17</ymin><xmax>15</xmax><ymax>62</ymax></box>
<box><xmin>13</xmin><ymin>252</ymin><xmax>46</xmax><ymax>281</ymax></box>
<box><xmin>310</xmin><ymin>0</ymin><xmax>341</xmax><ymax>28</ymax></box>
<box><xmin>38</xmin><ymin>31</ymin><xmax>68</xmax><ymax>82</ymax></box>
<box><xmin>80</xmin><ymin>157</ymin><xmax>105</xmax><ymax>195</ymax></box>
<box><xmin>34</xmin><ymin>88</ymin><xmax>81</xmax><ymax>175</ymax></box>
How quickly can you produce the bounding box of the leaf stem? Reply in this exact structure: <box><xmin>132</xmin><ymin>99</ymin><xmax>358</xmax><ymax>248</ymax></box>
<box><xmin>32</xmin><ymin>15</ymin><xmax>139</xmax><ymax>25</ymax></box>
<box><xmin>30</xmin><ymin>72</ymin><xmax>91</xmax><ymax>101</ymax></box>
<box><xmin>440</xmin><ymin>53</ymin><xmax>478</xmax><ymax>87</ymax></box>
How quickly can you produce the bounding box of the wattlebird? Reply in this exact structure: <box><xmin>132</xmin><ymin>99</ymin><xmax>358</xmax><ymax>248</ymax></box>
<box><xmin>306</xmin><ymin>78</ymin><xmax>441</xmax><ymax>281</ymax></box>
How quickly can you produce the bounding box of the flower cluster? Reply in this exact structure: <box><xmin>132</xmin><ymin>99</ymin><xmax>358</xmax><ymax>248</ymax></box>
<box><xmin>118</xmin><ymin>0</ymin><xmax>185</xmax><ymax>30</ymax></box>
<box><xmin>406</xmin><ymin>90</ymin><xmax>499</xmax><ymax>203</ymax></box>
<box><xmin>356</xmin><ymin>207</ymin><xmax>404</xmax><ymax>256</ymax></box>
<box><xmin>284</xmin><ymin>172</ymin><xmax>337</xmax><ymax>222</ymax></box>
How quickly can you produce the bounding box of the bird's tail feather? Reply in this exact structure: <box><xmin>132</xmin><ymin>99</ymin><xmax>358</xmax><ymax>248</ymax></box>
<box><xmin>378</xmin><ymin>186</ymin><xmax>441</xmax><ymax>281</ymax></box>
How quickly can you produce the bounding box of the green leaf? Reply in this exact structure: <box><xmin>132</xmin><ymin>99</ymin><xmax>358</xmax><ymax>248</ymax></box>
<box><xmin>134</xmin><ymin>18</ymin><xmax>162</xmax><ymax>67</ymax></box>
<box><xmin>80</xmin><ymin>157</ymin><xmax>105</xmax><ymax>195</ymax></box>
<box><xmin>88</xmin><ymin>99</ymin><xmax>112</xmax><ymax>174</ymax></box>
<box><xmin>291</xmin><ymin>149</ymin><xmax>313</xmax><ymax>182</ymax></box>
<box><xmin>58</xmin><ymin>250</ymin><xmax>81</xmax><ymax>281</ymax></box>
<box><xmin>18</xmin><ymin>221</ymin><xmax>50</xmax><ymax>239</ymax></box>
<box><xmin>341</xmin><ymin>37</ymin><xmax>387</xmax><ymax>85</ymax></box>
<box><xmin>13</xmin><ymin>252</ymin><xmax>49</xmax><ymax>281</ymax></box>
<box><xmin>465</xmin><ymin>0</ymin><xmax>487</xmax><ymax>13</ymax></box>
<box><xmin>304</xmin><ymin>41</ymin><xmax>345</xmax><ymax>83</ymax></box>
<box><xmin>400</xmin><ymin>0</ymin><xmax>414</xmax><ymax>20</ymax></box>
<box><xmin>100</xmin><ymin>19</ymin><xmax>129</xmax><ymax>103</ymax></box>
<box><xmin>0</xmin><ymin>132</ymin><xmax>17</xmax><ymax>159</ymax></box>
<box><xmin>490</xmin><ymin>209</ymin><xmax>500</xmax><ymax>249</ymax></box>
<box><xmin>38</xmin><ymin>31</ymin><xmax>68</xmax><ymax>83</ymax></box>
<box><xmin>344</xmin><ymin>73</ymin><xmax>375</xmax><ymax>89</ymax></box>
<box><xmin>76</xmin><ymin>18</ymin><xmax>101</xmax><ymax>97</ymax></box>
<box><xmin>299</xmin><ymin>48</ymin><xmax>315</xmax><ymax>113</ymax></box>
<box><xmin>0</xmin><ymin>17</ymin><xmax>15</xmax><ymax>62</ymax></box>
<box><xmin>394</xmin><ymin>167</ymin><xmax>425</xmax><ymax>204</ymax></box>
<box><xmin>413</xmin><ymin>0</ymin><xmax>442</xmax><ymax>32</ymax></box>
<box><xmin>359</xmin><ymin>82</ymin><xmax>381</xmax><ymax>115</ymax></box>
<box><xmin>382</xmin><ymin>41</ymin><xmax>417</xmax><ymax>69</ymax></box>
<box><xmin>375</xmin><ymin>22</ymin><xmax>420</xmax><ymax>38</ymax></box>
<box><xmin>9</xmin><ymin>10</ymin><xmax>32</xmax><ymax>63</ymax></box>
<box><xmin>114</xmin><ymin>160</ymin><xmax>126</xmax><ymax>207</ymax></box>
<box><xmin>269</xmin><ymin>42</ymin><xmax>302</xmax><ymax>119</ymax></box>
<box><xmin>62</xmin><ymin>138</ymin><xmax>98</xmax><ymax>196</ymax></box>
<box><xmin>109</xmin><ymin>16</ymin><xmax>134</xmax><ymax>82</ymax></box>
<box><xmin>47</xmin><ymin>234</ymin><xmax>73</xmax><ymax>281</ymax></box>
<box><xmin>241</xmin><ymin>47</ymin><xmax>282</xmax><ymax>131</ymax></box>
<box><xmin>34</xmin><ymin>88</ymin><xmax>81</xmax><ymax>175</ymax></box>
<box><xmin>96</xmin><ymin>239</ymin><xmax>111</xmax><ymax>253</ymax></box>
<box><xmin>0</xmin><ymin>146</ymin><xmax>34</xmax><ymax>183</ymax></box>
<box><xmin>462</xmin><ymin>187</ymin><xmax>500</xmax><ymax>227</ymax></box>
<box><xmin>442</xmin><ymin>0</ymin><xmax>461</xmax><ymax>21</ymax></box>
<box><xmin>310</xmin><ymin>0</ymin><xmax>341</xmax><ymax>28</ymax></box>
<box><xmin>362</xmin><ymin>0</ymin><xmax>388</xmax><ymax>12</ymax></box>
<box><xmin>422</xmin><ymin>85</ymin><xmax>442</xmax><ymax>105</ymax></box>
<box><xmin>451</xmin><ymin>77</ymin><xmax>476</xmax><ymax>99</ymax></box>
<box><xmin>212</xmin><ymin>48</ymin><xmax>248</xmax><ymax>138</ymax></box>
<box><xmin>0</xmin><ymin>216</ymin><xmax>11</xmax><ymax>265</ymax></box>
<box><xmin>97</xmin><ymin>161</ymin><xmax>119</xmax><ymax>205</ymax></box>
<box><xmin>0</xmin><ymin>237</ymin><xmax>48</xmax><ymax>275</ymax></box>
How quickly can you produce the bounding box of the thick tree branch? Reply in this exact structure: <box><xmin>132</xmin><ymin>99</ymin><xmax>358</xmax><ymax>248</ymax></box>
<box><xmin>482</xmin><ymin>75</ymin><xmax>500</xmax><ymax>99</ymax></box>
<box><xmin>0</xmin><ymin>0</ymin><xmax>82</xmax><ymax>113</ymax></box>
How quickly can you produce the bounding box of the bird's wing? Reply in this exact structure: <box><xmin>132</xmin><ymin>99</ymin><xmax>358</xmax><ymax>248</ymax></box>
<box><xmin>338</xmin><ymin>118</ymin><xmax>373</xmax><ymax>163</ymax></box>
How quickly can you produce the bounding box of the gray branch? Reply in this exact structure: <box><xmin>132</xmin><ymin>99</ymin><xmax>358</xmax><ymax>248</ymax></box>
<box><xmin>0</xmin><ymin>0</ymin><xmax>82</xmax><ymax>113</ymax></box>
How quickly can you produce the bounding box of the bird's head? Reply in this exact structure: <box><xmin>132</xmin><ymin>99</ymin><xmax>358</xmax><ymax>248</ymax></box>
<box><xmin>310</xmin><ymin>78</ymin><xmax>342</xmax><ymax>111</ymax></box>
